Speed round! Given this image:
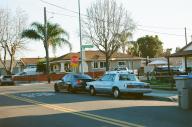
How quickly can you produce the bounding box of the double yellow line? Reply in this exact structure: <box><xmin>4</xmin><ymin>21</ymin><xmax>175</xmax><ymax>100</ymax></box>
<box><xmin>2</xmin><ymin>94</ymin><xmax>143</xmax><ymax>127</ymax></box>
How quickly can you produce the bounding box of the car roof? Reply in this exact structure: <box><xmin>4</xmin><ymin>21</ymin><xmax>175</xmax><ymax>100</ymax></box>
<box><xmin>105</xmin><ymin>71</ymin><xmax>134</xmax><ymax>75</ymax></box>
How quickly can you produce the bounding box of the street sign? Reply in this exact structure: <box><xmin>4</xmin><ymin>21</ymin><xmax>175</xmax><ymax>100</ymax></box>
<box><xmin>71</xmin><ymin>56</ymin><xmax>79</xmax><ymax>64</ymax></box>
<box><xmin>71</xmin><ymin>56</ymin><xmax>79</xmax><ymax>67</ymax></box>
<box><xmin>81</xmin><ymin>44</ymin><xmax>94</xmax><ymax>49</ymax></box>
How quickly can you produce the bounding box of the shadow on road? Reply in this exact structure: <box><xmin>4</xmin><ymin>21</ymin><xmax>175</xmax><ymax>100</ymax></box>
<box><xmin>0</xmin><ymin>105</ymin><xmax>191</xmax><ymax>127</ymax></box>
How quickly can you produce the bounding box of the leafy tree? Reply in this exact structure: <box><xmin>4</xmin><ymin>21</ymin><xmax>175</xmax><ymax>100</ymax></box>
<box><xmin>136</xmin><ymin>35</ymin><xmax>163</xmax><ymax>58</ymax></box>
<box><xmin>128</xmin><ymin>41</ymin><xmax>141</xmax><ymax>56</ymax></box>
<box><xmin>36</xmin><ymin>59</ymin><xmax>46</xmax><ymax>73</ymax></box>
<box><xmin>163</xmin><ymin>48</ymin><xmax>172</xmax><ymax>57</ymax></box>
<box><xmin>83</xmin><ymin>0</ymin><xmax>135</xmax><ymax>71</ymax></box>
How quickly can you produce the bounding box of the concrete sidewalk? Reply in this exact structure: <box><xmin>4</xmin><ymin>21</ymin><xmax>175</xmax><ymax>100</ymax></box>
<box><xmin>145</xmin><ymin>89</ymin><xmax>178</xmax><ymax>102</ymax></box>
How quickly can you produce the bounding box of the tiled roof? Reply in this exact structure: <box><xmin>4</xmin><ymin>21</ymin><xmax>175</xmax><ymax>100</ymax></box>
<box><xmin>20</xmin><ymin>58</ymin><xmax>44</xmax><ymax>65</ymax></box>
<box><xmin>179</xmin><ymin>41</ymin><xmax>192</xmax><ymax>51</ymax></box>
<box><xmin>170</xmin><ymin>50</ymin><xmax>192</xmax><ymax>57</ymax></box>
<box><xmin>51</xmin><ymin>50</ymin><xmax>142</xmax><ymax>62</ymax></box>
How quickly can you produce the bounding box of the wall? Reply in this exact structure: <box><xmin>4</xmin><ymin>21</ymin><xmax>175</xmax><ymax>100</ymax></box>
<box><xmin>13</xmin><ymin>71</ymin><xmax>105</xmax><ymax>82</ymax></box>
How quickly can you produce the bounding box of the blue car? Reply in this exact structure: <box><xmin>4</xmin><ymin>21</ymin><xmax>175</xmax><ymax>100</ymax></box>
<box><xmin>54</xmin><ymin>73</ymin><xmax>94</xmax><ymax>93</ymax></box>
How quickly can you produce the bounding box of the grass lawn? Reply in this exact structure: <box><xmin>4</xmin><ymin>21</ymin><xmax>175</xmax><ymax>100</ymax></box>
<box><xmin>146</xmin><ymin>80</ymin><xmax>176</xmax><ymax>91</ymax></box>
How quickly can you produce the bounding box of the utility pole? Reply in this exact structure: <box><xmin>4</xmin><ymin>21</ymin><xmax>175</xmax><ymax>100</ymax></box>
<box><xmin>191</xmin><ymin>35</ymin><xmax>192</xmax><ymax>42</ymax></box>
<box><xmin>44</xmin><ymin>7</ymin><xmax>50</xmax><ymax>83</ymax></box>
<box><xmin>78</xmin><ymin>0</ymin><xmax>83</xmax><ymax>74</ymax></box>
<box><xmin>185</xmin><ymin>27</ymin><xmax>188</xmax><ymax>45</ymax></box>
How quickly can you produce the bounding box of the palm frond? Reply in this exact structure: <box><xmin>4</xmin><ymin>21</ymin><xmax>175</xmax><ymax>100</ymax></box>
<box><xmin>31</xmin><ymin>22</ymin><xmax>45</xmax><ymax>37</ymax></box>
<box><xmin>22</xmin><ymin>29</ymin><xmax>42</xmax><ymax>40</ymax></box>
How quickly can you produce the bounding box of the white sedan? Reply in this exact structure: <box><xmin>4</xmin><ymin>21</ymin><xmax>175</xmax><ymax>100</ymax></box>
<box><xmin>86</xmin><ymin>71</ymin><xmax>152</xmax><ymax>98</ymax></box>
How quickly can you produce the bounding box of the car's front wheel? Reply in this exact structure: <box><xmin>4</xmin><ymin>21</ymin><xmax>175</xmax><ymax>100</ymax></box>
<box><xmin>90</xmin><ymin>86</ymin><xmax>96</xmax><ymax>96</ymax></box>
<box><xmin>113</xmin><ymin>88</ymin><xmax>120</xmax><ymax>99</ymax></box>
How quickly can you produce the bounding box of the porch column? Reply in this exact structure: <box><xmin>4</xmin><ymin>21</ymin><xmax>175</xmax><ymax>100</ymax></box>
<box><xmin>167</xmin><ymin>56</ymin><xmax>170</xmax><ymax>75</ymax></box>
<box><xmin>182</xmin><ymin>56</ymin><xmax>188</xmax><ymax>73</ymax></box>
<box><xmin>185</xmin><ymin>56</ymin><xmax>188</xmax><ymax>73</ymax></box>
<box><xmin>60</xmin><ymin>63</ymin><xmax>65</xmax><ymax>72</ymax></box>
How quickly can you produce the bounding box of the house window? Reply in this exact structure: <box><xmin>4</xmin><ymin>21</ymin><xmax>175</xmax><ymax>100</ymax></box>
<box><xmin>100</xmin><ymin>62</ymin><xmax>106</xmax><ymax>68</ymax></box>
<box><xmin>93</xmin><ymin>62</ymin><xmax>98</xmax><ymax>68</ymax></box>
<box><xmin>118</xmin><ymin>61</ymin><xmax>125</xmax><ymax>66</ymax></box>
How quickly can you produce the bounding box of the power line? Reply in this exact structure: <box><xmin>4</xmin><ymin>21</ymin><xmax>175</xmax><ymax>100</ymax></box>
<box><xmin>137</xmin><ymin>28</ymin><xmax>188</xmax><ymax>37</ymax></box>
<box><xmin>137</xmin><ymin>24</ymin><xmax>190</xmax><ymax>30</ymax></box>
<box><xmin>40</xmin><ymin>0</ymin><xmax>83</xmax><ymax>16</ymax></box>
<box><xmin>47</xmin><ymin>10</ymin><xmax>78</xmax><ymax>19</ymax></box>
<box><xmin>41</xmin><ymin>0</ymin><xmax>191</xmax><ymax>38</ymax></box>
<box><xmin>41</xmin><ymin>0</ymin><xmax>192</xmax><ymax>31</ymax></box>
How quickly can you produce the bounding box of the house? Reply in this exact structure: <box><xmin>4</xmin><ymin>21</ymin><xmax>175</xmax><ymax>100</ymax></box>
<box><xmin>17</xmin><ymin>57</ymin><xmax>44</xmax><ymax>72</ymax></box>
<box><xmin>49</xmin><ymin>50</ymin><xmax>143</xmax><ymax>73</ymax></box>
<box><xmin>170</xmin><ymin>41</ymin><xmax>192</xmax><ymax>72</ymax></box>
<box><xmin>0</xmin><ymin>60</ymin><xmax>20</xmax><ymax>75</ymax></box>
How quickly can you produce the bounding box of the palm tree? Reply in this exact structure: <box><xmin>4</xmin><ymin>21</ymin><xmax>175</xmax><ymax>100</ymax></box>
<box><xmin>22</xmin><ymin>22</ymin><xmax>71</xmax><ymax>77</ymax></box>
<box><xmin>22</xmin><ymin>22</ymin><xmax>72</xmax><ymax>55</ymax></box>
<box><xmin>118</xmin><ymin>31</ymin><xmax>132</xmax><ymax>54</ymax></box>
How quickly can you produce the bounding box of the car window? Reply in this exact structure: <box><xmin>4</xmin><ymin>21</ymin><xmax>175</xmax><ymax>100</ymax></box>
<box><xmin>74</xmin><ymin>74</ymin><xmax>92</xmax><ymax>79</ymax></box>
<box><xmin>3</xmin><ymin>76</ymin><xmax>12</xmax><ymax>79</ymax></box>
<box><xmin>101</xmin><ymin>74</ymin><xmax>115</xmax><ymax>81</ymax></box>
<box><xmin>118</xmin><ymin>74</ymin><xmax>139</xmax><ymax>81</ymax></box>
<box><xmin>128</xmin><ymin>74</ymin><xmax>139</xmax><ymax>81</ymax></box>
<box><xmin>64</xmin><ymin>74</ymin><xmax>71</xmax><ymax>82</ymax></box>
<box><xmin>119</xmin><ymin>74</ymin><xmax>130</xmax><ymax>81</ymax></box>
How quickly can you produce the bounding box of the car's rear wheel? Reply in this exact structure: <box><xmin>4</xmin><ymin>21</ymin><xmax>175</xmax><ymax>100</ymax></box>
<box><xmin>67</xmin><ymin>85</ymin><xmax>75</xmax><ymax>93</ymax></box>
<box><xmin>90</xmin><ymin>86</ymin><xmax>96</xmax><ymax>96</ymax></box>
<box><xmin>113</xmin><ymin>88</ymin><xmax>120</xmax><ymax>99</ymax></box>
<box><xmin>136</xmin><ymin>93</ymin><xmax>143</xmax><ymax>98</ymax></box>
<box><xmin>54</xmin><ymin>84</ymin><xmax>60</xmax><ymax>92</ymax></box>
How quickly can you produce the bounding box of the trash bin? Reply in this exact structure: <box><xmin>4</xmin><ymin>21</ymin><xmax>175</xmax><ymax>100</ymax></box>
<box><xmin>174</xmin><ymin>75</ymin><xmax>192</xmax><ymax>110</ymax></box>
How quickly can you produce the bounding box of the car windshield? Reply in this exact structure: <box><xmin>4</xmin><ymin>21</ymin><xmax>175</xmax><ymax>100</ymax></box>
<box><xmin>74</xmin><ymin>74</ymin><xmax>92</xmax><ymax>79</ymax></box>
<box><xmin>3</xmin><ymin>76</ymin><xmax>12</xmax><ymax>79</ymax></box>
<box><xmin>100</xmin><ymin>74</ymin><xmax>115</xmax><ymax>81</ymax></box>
<box><xmin>119</xmin><ymin>74</ymin><xmax>139</xmax><ymax>81</ymax></box>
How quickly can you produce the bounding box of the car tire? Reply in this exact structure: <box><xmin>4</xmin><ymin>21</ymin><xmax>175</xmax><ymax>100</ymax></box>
<box><xmin>113</xmin><ymin>88</ymin><xmax>120</xmax><ymax>99</ymax></box>
<box><xmin>136</xmin><ymin>93</ymin><xmax>143</xmax><ymax>98</ymax></box>
<box><xmin>67</xmin><ymin>85</ymin><xmax>75</xmax><ymax>93</ymax></box>
<box><xmin>54</xmin><ymin>84</ymin><xmax>60</xmax><ymax>92</ymax></box>
<box><xmin>90</xmin><ymin>86</ymin><xmax>96</xmax><ymax>96</ymax></box>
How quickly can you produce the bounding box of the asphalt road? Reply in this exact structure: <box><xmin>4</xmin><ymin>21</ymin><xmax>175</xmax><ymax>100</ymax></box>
<box><xmin>0</xmin><ymin>83</ymin><xmax>192</xmax><ymax>127</ymax></box>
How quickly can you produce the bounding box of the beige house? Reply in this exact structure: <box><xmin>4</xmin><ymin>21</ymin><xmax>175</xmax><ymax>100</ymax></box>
<box><xmin>171</xmin><ymin>41</ymin><xmax>192</xmax><ymax>72</ymax></box>
<box><xmin>17</xmin><ymin>58</ymin><xmax>44</xmax><ymax>72</ymax></box>
<box><xmin>50</xmin><ymin>50</ymin><xmax>143</xmax><ymax>73</ymax></box>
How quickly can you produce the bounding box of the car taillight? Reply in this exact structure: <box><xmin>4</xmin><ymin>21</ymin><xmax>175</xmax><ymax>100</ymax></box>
<box><xmin>76</xmin><ymin>80</ymin><xmax>83</xmax><ymax>84</ymax></box>
<box><xmin>127</xmin><ymin>85</ymin><xmax>136</xmax><ymax>88</ymax></box>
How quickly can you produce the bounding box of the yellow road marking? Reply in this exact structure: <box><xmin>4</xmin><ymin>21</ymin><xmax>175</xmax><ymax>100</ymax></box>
<box><xmin>2</xmin><ymin>94</ymin><xmax>143</xmax><ymax>127</ymax></box>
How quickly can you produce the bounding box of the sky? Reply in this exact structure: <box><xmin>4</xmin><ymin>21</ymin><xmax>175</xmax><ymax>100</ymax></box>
<box><xmin>1</xmin><ymin>0</ymin><xmax>192</xmax><ymax>59</ymax></box>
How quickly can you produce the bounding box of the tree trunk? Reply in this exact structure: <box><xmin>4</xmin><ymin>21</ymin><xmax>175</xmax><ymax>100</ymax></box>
<box><xmin>44</xmin><ymin>41</ymin><xmax>50</xmax><ymax>83</ymax></box>
<box><xmin>105</xmin><ymin>53</ymin><xmax>110</xmax><ymax>71</ymax></box>
<box><xmin>8</xmin><ymin>53</ymin><xmax>14</xmax><ymax>74</ymax></box>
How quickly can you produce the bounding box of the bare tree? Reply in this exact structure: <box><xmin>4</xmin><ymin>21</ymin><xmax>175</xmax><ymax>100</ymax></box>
<box><xmin>82</xmin><ymin>0</ymin><xmax>135</xmax><ymax>70</ymax></box>
<box><xmin>0</xmin><ymin>9</ymin><xmax>27</xmax><ymax>75</ymax></box>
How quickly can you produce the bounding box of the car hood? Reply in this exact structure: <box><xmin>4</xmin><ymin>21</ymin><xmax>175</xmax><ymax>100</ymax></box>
<box><xmin>55</xmin><ymin>80</ymin><xmax>63</xmax><ymax>84</ymax></box>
